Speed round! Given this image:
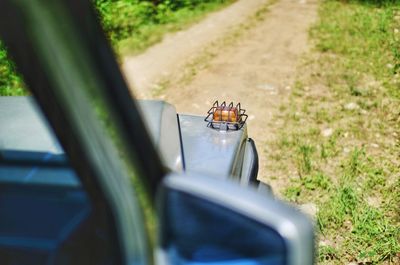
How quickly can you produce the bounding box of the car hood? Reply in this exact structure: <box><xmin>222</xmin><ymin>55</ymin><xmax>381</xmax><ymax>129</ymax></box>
<box><xmin>0</xmin><ymin>97</ymin><xmax>247</xmax><ymax>179</ymax></box>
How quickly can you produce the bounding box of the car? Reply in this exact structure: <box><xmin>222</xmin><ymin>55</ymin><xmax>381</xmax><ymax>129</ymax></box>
<box><xmin>0</xmin><ymin>0</ymin><xmax>315</xmax><ymax>264</ymax></box>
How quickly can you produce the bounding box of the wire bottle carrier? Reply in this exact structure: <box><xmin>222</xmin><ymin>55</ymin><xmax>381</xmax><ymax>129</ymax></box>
<box><xmin>205</xmin><ymin>101</ymin><xmax>248</xmax><ymax>131</ymax></box>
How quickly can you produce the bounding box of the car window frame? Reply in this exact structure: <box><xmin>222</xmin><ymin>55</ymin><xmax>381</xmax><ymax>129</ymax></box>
<box><xmin>0</xmin><ymin>0</ymin><xmax>166</xmax><ymax>264</ymax></box>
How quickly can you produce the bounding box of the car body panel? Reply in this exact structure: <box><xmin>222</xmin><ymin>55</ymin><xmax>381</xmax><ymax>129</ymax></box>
<box><xmin>178</xmin><ymin>115</ymin><xmax>248</xmax><ymax>179</ymax></box>
<box><xmin>139</xmin><ymin>100</ymin><xmax>183</xmax><ymax>172</ymax></box>
<box><xmin>1</xmin><ymin>97</ymin><xmax>252</xmax><ymax>183</ymax></box>
<box><xmin>0</xmin><ymin>97</ymin><xmax>62</xmax><ymax>154</ymax></box>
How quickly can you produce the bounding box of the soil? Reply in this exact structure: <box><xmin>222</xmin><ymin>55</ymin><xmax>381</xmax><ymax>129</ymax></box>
<box><xmin>122</xmin><ymin>0</ymin><xmax>318</xmax><ymax>187</ymax></box>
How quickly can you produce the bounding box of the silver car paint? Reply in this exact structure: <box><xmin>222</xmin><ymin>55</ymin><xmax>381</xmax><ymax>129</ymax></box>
<box><xmin>0</xmin><ymin>97</ymin><xmax>63</xmax><ymax>154</ymax></box>
<box><xmin>178</xmin><ymin>114</ymin><xmax>248</xmax><ymax>179</ymax></box>
<box><xmin>138</xmin><ymin>100</ymin><xmax>183</xmax><ymax>172</ymax></box>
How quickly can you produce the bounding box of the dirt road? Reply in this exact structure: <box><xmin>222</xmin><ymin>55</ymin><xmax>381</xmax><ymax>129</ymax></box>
<box><xmin>123</xmin><ymin>0</ymin><xmax>318</xmax><ymax>186</ymax></box>
<box><xmin>123</xmin><ymin>0</ymin><xmax>272</xmax><ymax>97</ymax></box>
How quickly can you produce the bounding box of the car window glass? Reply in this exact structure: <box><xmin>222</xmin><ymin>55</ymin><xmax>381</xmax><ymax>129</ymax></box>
<box><xmin>0</xmin><ymin>98</ymin><xmax>121</xmax><ymax>265</ymax></box>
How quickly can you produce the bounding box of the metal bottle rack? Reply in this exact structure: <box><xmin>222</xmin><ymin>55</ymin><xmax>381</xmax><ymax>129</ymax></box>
<box><xmin>204</xmin><ymin>101</ymin><xmax>248</xmax><ymax>131</ymax></box>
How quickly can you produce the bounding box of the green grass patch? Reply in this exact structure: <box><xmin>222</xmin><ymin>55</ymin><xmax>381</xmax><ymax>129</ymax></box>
<box><xmin>268</xmin><ymin>0</ymin><xmax>400</xmax><ymax>263</ymax></box>
<box><xmin>0</xmin><ymin>42</ymin><xmax>25</xmax><ymax>96</ymax></box>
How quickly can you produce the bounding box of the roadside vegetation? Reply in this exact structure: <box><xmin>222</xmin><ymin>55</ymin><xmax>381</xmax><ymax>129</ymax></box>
<box><xmin>95</xmin><ymin>0</ymin><xmax>236</xmax><ymax>55</ymax></box>
<box><xmin>0</xmin><ymin>42</ymin><xmax>25</xmax><ymax>96</ymax></box>
<box><xmin>268</xmin><ymin>0</ymin><xmax>400</xmax><ymax>263</ymax></box>
<box><xmin>0</xmin><ymin>0</ymin><xmax>235</xmax><ymax>96</ymax></box>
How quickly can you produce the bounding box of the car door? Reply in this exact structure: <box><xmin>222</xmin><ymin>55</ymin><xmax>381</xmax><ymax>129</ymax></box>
<box><xmin>0</xmin><ymin>1</ymin><xmax>315</xmax><ymax>264</ymax></box>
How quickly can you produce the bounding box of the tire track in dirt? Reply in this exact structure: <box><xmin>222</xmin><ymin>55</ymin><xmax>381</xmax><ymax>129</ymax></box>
<box><xmin>123</xmin><ymin>0</ymin><xmax>318</xmax><ymax>187</ymax></box>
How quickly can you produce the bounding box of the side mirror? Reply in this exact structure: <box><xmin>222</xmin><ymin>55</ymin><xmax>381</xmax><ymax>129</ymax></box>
<box><xmin>157</xmin><ymin>173</ymin><xmax>315</xmax><ymax>265</ymax></box>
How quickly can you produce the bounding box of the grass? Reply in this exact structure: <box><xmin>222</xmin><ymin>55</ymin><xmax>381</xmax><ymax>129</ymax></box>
<box><xmin>96</xmin><ymin>0</ymin><xmax>237</xmax><ymax>56</ymax></box>
<box><xmin>0</xmin><ymin>42</ymin><xmax>25</xmax><ymax>96</ymax></box>
<box><xmin>267</xmin><ymin>0</ymin><xmax>400</xmax><ymax>264</ymax></box>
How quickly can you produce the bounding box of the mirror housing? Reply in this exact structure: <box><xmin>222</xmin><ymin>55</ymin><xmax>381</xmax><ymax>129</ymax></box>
<box><xmin>157</xmin><ymin>173</ymin><xmax>315</xmax><ymax>265</ymax></box>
